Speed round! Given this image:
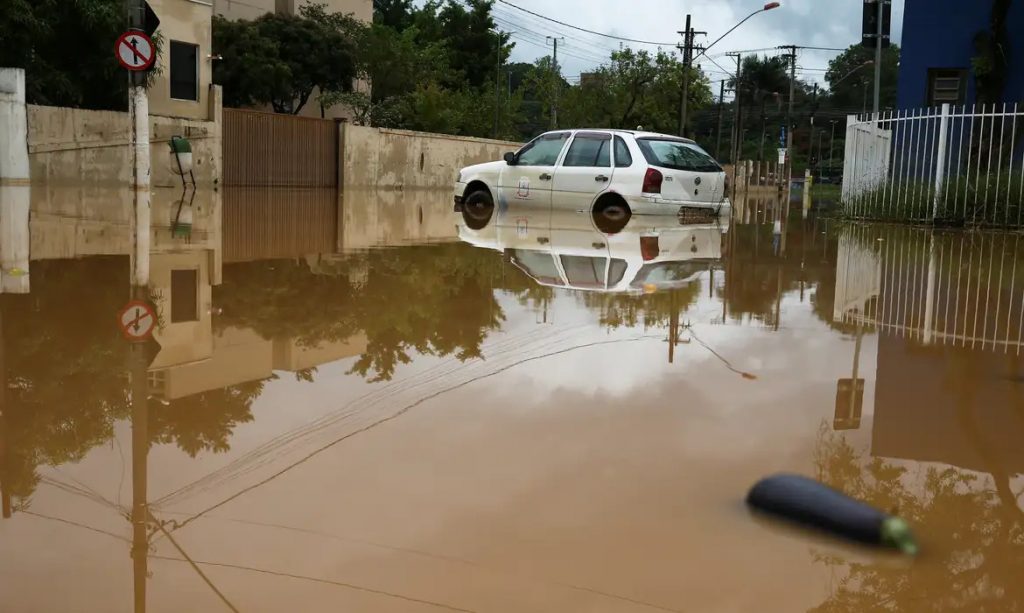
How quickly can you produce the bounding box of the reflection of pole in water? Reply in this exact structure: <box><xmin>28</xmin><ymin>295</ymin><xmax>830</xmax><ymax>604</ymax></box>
<box><xmin>851</xmin><ymin>320</ymin><xmax>863</xmax><ymax>411</ymax></box>
<box><xmin>0</xmin><ymin>304</ymin><xmax>10</xmax><ymax>518</ymax></box>
<box><xmin>922</xmin><ymin>231</ymin><xmax>939</xmax><ymax>345</ymax></box>
<box><xmin>669</xmin><ymin>289</ymin><xmax>679</xmax><ymax>363</ymax></box>
<box><xmin>130</xmin><ymin>338</ymin><xmax>149</xmax><ymax>613</ymax></box>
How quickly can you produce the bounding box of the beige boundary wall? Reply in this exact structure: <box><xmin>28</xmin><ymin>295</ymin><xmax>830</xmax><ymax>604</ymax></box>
<box><xmin>340</xmin><ymin>124</ymin><xmax>521</xmax><ymax>191</ymax></box>
<box><xmin>26</xmin><ymin>86</ymin><xmax>223</xmax><ymax>190</ymax></box>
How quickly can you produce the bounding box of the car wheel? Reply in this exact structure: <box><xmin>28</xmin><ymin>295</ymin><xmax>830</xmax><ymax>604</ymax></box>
<box><xmin>462</xmin><ymin>188</ymin><xmax>495</xmax><ymax>230</ymax></box>
<box><xmin>592</xmin><ymin>198</ymin><xmax>632</xmax><ymax>234</ymax></box>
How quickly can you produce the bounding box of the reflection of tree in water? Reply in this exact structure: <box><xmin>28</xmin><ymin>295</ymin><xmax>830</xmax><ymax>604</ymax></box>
<box><xmin>1</xmin><ymin>258</ymin><xmax>132</xmax><ymax>500</ymax></box>
<box><xmin>148</xmin><ymin>379</ymin><xmax>264</xmax><ymax>457</ymax></box>
<box><xmin>811</xmin><ymin>348</ymin><xmax>1024</xmax><ymax>611</ymax></box>
<box><xmin>0</xmin><ymin>258</ymin><xmax>262</xmax><ymax>503</ymax></box>
<box><xmin>581</xmin><ymin>282</ymin><xmax>702</xmax><ymax>329</ymax></box>
<box><xmin>216</xmin><ymin>244</ymin><xmax>513</xmax><ymax>383</ymax></box>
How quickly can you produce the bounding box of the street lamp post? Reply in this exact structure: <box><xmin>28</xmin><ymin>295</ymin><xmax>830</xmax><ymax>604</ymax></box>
<box><xmin>691</xmin><ymin>3</ymin><xmax>781</xmax><ymax>63</ymax></box>
<box><xmin>829</xmin><ymin>119</ymin><xmax>839</xmax><ymax>175</ymax></box>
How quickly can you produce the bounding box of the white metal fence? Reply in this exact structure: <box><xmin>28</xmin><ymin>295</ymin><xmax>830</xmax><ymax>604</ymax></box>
<box><xmin>843</xmin><ymin>104</ymin><xmax>1024</xmax><ymax>227</ymax></box>
<box><xmin>835</xmin><ymin>224</ymin><xmax>1024</xmax><ymax>353</ymax></box>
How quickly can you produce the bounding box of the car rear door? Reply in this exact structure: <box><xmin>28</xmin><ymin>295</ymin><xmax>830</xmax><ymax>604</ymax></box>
<box><xmin>636</xmin><ymin>138</ymin><xmax>725</xmax><ymax>205</ymax></box>
<box><xmin>550</xmin><ymin>132</ymin><xmax>614</xmax><ymax>212</ymax></box>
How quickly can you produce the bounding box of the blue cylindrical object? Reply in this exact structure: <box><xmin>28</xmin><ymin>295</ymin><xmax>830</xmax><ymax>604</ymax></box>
<box><xmin>746</xmin><ymin>473</ymin><xmax>918</xmax><ymax>555</ymax></box>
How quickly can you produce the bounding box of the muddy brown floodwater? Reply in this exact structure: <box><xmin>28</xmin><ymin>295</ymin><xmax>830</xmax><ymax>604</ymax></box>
<box><xmin>1</xmin><ymin>187</ymin><xmax>1023</xmax><ymax>612</ymax></box>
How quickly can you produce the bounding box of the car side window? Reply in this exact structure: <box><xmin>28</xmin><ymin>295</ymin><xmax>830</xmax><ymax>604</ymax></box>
<box><xmin>562</xmin><ymin>135</ymin><xmax>611</xmax><ymax>168</ymax></box>
<box><xmin>614</xmin><ymin>136</ymin><xmax>633</xmax><ymax>168</ymax></box>
<box><xmin>517</xmin><ymin>133</ymin><xmax>570</xmax><ymax>166</ymax></box>
<box><xmin>560</xmin><ymin>256</ymin><xmax>607</xmax><ymax>288</ymax></box>
<box><xmin>514</xmin><ymin>250</ymin><xmax>561</xmax><ymax>284</ymax></box>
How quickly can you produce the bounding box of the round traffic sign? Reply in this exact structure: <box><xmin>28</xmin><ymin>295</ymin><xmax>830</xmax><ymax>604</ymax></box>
<box><xmin>118</xmin><ymin>300</ymin><xmax>157</xmax><ymax>341</ymax></box>
<box><xmin>116</xmin><ymin>31</ymin><xmax>156</xmax><ymax>72</ymax></box>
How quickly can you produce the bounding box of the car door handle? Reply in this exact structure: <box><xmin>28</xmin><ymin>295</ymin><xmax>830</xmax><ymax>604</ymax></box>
<box><xmin>539</xmin><ymin>173</ymin><xmax>552</xmax><ymax>181</ymax></box>
<box><xmin>595</xmin><ymin>175</ymin><xmax>609</xmax><ymax>182</ymax></box>
<box><xmin>537</xmin><ymin>237</ymin><xmax>550</xmax><ymax>245</ymax></box>
<box><xmin>592</xmin><ymin>242</ymin><xmax>606</xmax><ymax>249</ymax></box>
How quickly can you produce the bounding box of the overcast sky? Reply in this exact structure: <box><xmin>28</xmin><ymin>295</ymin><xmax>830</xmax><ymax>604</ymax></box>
<box><xmin>487</xmin><ymin>0</ymin><xmax>905</xmax><ymax>93</ymax></box>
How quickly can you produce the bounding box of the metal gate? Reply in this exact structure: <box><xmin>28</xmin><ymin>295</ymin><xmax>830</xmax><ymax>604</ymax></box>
<box><xmin>223</xmin><ymin>109</ymin><xmax>338</xmax><ymax>187</ymax></box>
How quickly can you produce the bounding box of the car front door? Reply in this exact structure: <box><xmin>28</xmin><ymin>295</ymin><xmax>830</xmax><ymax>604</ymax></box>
<box><xmin>499</xmin><ymin>132</ymin><xmax>571</xmax><ymax>207</ymax></box>
<box><xmin>550</xmin><ymin>132</ymin><xmax>614</xmax><ymax>212</ymax></box>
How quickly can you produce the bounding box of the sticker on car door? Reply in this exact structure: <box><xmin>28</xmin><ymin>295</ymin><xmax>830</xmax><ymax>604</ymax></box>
<box><xmin>516</xmin><ymin>177</ymin><xmax>531</xmax><ymax>199</ymax></box>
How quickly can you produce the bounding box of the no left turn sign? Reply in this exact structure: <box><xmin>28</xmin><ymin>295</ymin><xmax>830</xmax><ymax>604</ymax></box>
<box><xmin>118</xmin><ymin>300</ymin><xmax>157</xmax><ymax>341</ymax></box>
<box><xmin>116</xmin><ymin>31</ymin><xmax>156</xmax><ymax>72</ymax></box>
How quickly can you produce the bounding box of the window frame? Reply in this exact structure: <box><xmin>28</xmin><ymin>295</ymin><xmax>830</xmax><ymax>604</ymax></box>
<box><xmin>614</xmin><ymin>135</ymin><xmax>634</xmax><ymax>168</ymax></box>
<box><xmin>926</xmin><ymin>68</ymin><xmax>967</xmax><ymax>107</ymax></box>
<box><xmin>514</xmin><ymin>132</ymin><xmax>571</xmax><ymax>167</ymax></box>
<box><xmin>170</xmin><ymin>268</ymin><xmax>200</xmax><ymax>323</ymax></box>
<box><xmin>169</xmin><ymin>40</ymin><xmax>200</xmax><ymax>102</ymax></box>
<box><xmin>561</xmin><ymin>132</ymin><xmax>613</xmax><ymax>168</ymax></box>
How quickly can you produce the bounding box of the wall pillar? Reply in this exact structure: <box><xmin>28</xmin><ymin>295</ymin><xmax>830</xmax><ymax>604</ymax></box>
<box><xmin>0</xmin><ymin>68</ymin><xmax>30</xmax><ymax>294</ymax></box>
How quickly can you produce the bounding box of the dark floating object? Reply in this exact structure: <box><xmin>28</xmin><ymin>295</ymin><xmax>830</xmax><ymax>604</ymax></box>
<box><xmin>746</xmin><ymin>473</ymin><xmax>918</xmax><ymax>556</ymax></box>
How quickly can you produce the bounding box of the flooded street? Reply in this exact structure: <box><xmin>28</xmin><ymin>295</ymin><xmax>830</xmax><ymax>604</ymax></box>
<box><xmin>1</xmin><ymin>187</ymin><xmax>1023</xmax><ymax>612</ymax></box>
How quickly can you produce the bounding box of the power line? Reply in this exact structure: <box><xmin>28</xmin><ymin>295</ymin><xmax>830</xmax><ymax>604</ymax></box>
<box><xmin>496</xmin><ymin>0</ymin><xmax>677</xmax><ymax>46</ymax></box>
<box><xmin>492</xmin><ymin>6</ymin><xmax>622</xmax><ymax>56</ymax></box>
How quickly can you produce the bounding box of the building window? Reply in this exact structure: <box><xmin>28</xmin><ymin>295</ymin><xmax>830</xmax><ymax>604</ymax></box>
<box><xmin>927</xmin><ymin>69</ymin><xmax>966</xmax><ymax>106</ymax></box>
<box><xmin>170</xmin><ymin>269</ymin><xmax>199</xmax><ymax>322</ymax></box>
<box><xmin>170</xmin><ymin>41</ymin><xmax>199</xmax><ymax>101</ymax></box>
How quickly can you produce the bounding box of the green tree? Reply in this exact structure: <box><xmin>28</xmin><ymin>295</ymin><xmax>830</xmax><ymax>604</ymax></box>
<box><xmin>825</xmin><ymin>44</ymin><xmax>899</xmax><ymax>112</ymax></box>
<box><xmin>560</xmin><ymin>49</ymin><xmax>711</xmax><ymax>134</ymax></box>
<box><xmin>730</xmin><ymin>56</ymin><xmax>790</xmax><ymax>161</ymax></box>
<box><xmin>0</xmin><ymin>0</ymin><xmax>129</xmax><ymax>110</ymax></box>
<box><xmin>213</xmin><ymin>11</ymin><xmax>358</xmax><ymax>114</ymax></box>
<box><xmin>373</xmin><ymin>0</ymin><xmax>415</xmax><ymax>29</ymax></box>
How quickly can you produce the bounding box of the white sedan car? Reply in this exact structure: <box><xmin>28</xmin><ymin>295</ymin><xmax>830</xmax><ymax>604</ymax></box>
<box><xmin>454</xmin><ymin>129</ymin><xmax>731</xmax><ymax>221</ymax></box>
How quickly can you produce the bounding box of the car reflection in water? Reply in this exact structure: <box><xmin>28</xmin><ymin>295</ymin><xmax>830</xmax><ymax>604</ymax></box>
<box><xmin>458</xmin><ymin>192</ymin><xmax>728</xmax><ymax>294</ymax></box>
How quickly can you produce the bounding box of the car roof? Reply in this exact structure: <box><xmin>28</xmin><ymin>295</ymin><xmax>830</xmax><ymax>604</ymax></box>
<box><xmin>564</xmin><ymin>129</ymin><xmax>697</xmax><ymax>144</ymax></box>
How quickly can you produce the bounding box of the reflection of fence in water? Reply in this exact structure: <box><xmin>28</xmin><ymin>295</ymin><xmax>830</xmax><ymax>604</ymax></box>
<box><xmin>223</xmin><ymin>188</ymin><xmax>337</xmax><ymax>263</ymax></box>
<box><xmin>835</xmin><ymin>224</ymin><xmax>1024</xmax><ymax>353</ymax></box>
<box><xmin>843</xmin><ymin>104</ymin><xmax>1024</xmax><ymax>227</ymax></box>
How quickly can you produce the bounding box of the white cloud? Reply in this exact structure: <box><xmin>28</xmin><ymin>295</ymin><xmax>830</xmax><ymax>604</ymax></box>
<box><xmin>492</xmin><ymin>0</ymin><xmax>905</xmax><ymax>87</ymax></box>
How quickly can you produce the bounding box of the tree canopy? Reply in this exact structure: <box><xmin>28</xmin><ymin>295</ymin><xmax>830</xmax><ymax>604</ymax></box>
<box><xmin>213</xmin><ymin>10</ymin><xmax>358</xmax><ymax>114</ymax></box>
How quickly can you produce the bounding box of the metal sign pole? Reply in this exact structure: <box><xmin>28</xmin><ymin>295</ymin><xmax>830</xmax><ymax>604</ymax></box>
<box><xmin>873</xmin><ymin>1</ymin><xmax>883</xmax><ymax>114</ymax></box>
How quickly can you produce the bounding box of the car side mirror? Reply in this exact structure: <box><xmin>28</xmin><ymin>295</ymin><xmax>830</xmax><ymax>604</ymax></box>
<box><xmin>503</xmin><ymin>152</ymin><xmax>517</xmax><ymax>166</ymax></box>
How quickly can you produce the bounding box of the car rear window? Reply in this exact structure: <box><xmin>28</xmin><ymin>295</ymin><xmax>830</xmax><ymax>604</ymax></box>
<box><xmin>629</xmin><ymin>261</ymin><xmax>707</xmax><ymax>289</ymax></box>
<box><xmin>636</xmin><ymin>139</ymin><xmax>722</xmax><ymax>173</ymax></box>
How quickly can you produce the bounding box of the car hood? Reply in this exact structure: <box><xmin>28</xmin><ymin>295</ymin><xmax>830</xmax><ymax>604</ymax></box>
<box><xmin>461</xmin><ymin>160</ymin><xmax>507</xmax><ymax>176</ymax></box>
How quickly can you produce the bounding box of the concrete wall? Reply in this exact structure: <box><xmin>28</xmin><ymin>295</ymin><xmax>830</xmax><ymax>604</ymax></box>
<box><xmin>215</xmin><ymin>0</ymin><xmax>370</xmax><ymax>20</ymax></box>
<box><xmin>340</xmin><ymin>124</ymin><xmax>520</xmax><ymax>190</ymax></box>
<box><xmin>149</xmin><ymin>0</ymin><xmax>215</xmax><ymax>121</ymax></box>
<box><xmin>897</xmin><ymin>0</ymin><xmax>1024</xmax><ymax>108</ymax></box>
<box><xmin>26</xmin><ymin>87</ymin><xmax>222</xmax><ymax>189</ymax></box>
<box><xmin>150</xmin><ymin>250</ymin><xmax>215</xmax><ymax>370</ymax></box>
<box><xmin>214</xmin><ymin>0</ymin><xmax>276</xmax><ymax>19</ymax></box>
<box><xmin>340</xmin><ymin>187</ymin><xmax>460</xmax><ymax>251</ymax></box>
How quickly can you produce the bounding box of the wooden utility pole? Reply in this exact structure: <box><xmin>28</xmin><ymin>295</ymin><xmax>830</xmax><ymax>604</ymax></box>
<box><xmin>715</xmin><ymin>80</ymin><xmax>726</xmax><ymax>158</ymax></box>
<box><xmin>779</xmin><ymin>45</ymin><xmax>798</xmax><ymax>187</ymax></box>
<box><xmin>727</xmin><ymin>53</ymin><xmax>743</xmax><ymax>165</ymax></box>
<box><xmin>676</xmin><ymin>16</ymin><xmax>705</xmax><ymax>137</ymax></box>
<box><xmin>546</xmin><ymin>37</ymin><xmax>564</xmax><ymax>129</ymax></box>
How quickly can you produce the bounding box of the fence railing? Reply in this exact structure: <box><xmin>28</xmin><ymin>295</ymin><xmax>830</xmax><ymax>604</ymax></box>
<box><xmin>842</xmin><ymin>104</ymin><xmax>1024</xmax><ymax>227</ymax></box>
<box><xmin>223</xmin><ymin>109</ymin><xmax>339</xmax><ymax>188</ymax></box>
<box><xmin>834</xmin><ymin>224</ymin><xmax>1024</xmax><ymax>354</ymax></box>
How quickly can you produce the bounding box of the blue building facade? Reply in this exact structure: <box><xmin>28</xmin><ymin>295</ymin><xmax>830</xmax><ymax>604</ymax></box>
<box><xmin>897</xmin><ymin>0</ymin><xmax>1024</xmax><ymax>109</ymax></box>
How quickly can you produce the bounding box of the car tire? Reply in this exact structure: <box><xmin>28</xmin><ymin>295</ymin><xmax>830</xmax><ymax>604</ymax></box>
<box><xmin>462</xmin><ymin>188</ymin><xmax>495</xmax><ymax>230</ymax></box>
<box><xmin>593</xmin><ymin>197</ymin><xmax>632</xmax><ymax>234</ymax></box>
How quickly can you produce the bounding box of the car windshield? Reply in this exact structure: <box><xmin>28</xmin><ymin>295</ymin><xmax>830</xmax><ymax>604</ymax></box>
<box><xmin>636</xmin><ymin>139</ymin><xmax>722</xmax><ymax>173</ymax></box>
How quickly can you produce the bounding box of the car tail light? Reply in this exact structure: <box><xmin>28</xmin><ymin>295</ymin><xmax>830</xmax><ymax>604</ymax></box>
<box><xmin>640</xmin><ymin>236</ymin><xmax>659</xmax><ymax>261</ymax></box>
<box><xmin>642</xmin><ymin>168</ymin><xmax>663</xmax><ymax>194</ymax></box>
